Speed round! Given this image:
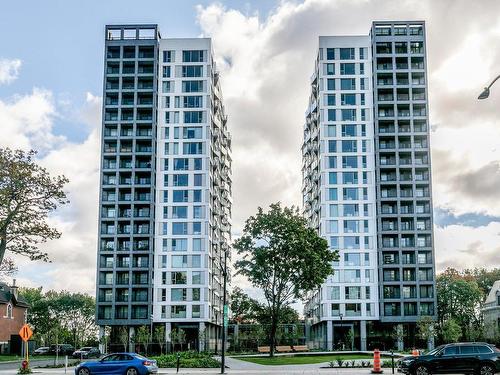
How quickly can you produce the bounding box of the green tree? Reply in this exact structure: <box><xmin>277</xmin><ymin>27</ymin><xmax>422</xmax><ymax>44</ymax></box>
<box><xmin>230</xmin><ymin>287</ymin><xmax>258</xmax><ymax>324</ymax></box>
<box><xmin>441</xmin><ymin>318</ymin><xmax>461</xmax><ymax>343</ymax></box>
<box><xmin>117</xmin><ymin>327</ymin><xmax>129</xmax><ymax>352</ymax></box>
<box><xmin>154</xmin><ymin>325</ymin><xmax>166</xmax><ymax>354</ymax></box>
<box><xmin>169</xmin><ymin>328</ymin><xmax>186</xmax><ymax>352</ymax></box>
<box><xmin>437</xmin><ymin>268</ymin><xmax>484</xmax><ymax>340</ymax></box>
<box><xmin>0</xmin><ymin>148</ymin><xmax>69</xmax><ymax>265</ymax></box>
<box><xmin>463</xmin><ymin>268</ymin><xmax>500</xmax><ymax>297</ymax></box>
<box><xmin>234</xmin><ymin>203</ymin><xmax>337</xmax><ymax>356</ymax></box>
<box><xmin>346</xmin><ymin>328</ymin><xmax>355</xmax><ymax>350</ymax></box>
<box><xmin>417</xmin><ymin>316</ymin><xmax>436</xmax><ymax>349</ymax></box>
<box><xmin>135</xmin><ymin>326</ymin><xmax>150</xmax><ymax>354</ymax></box>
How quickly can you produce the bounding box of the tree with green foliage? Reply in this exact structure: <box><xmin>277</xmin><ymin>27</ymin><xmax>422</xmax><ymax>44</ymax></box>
<box><xmin>0</xmin><ymin>148</ymin><xmax>68</xmax><ymax>266</ymax></box>
<box><xmin>154</xmin><ymin>325</ymin><xmax>166</xmax><ymax>354</ymax></box>
<box><xmin>392</xmin><ymin>324</ymin><xmax>404</xmax><ymax>351</ymax></box>
<box><xmin>234</xmin><ymin>203</ymin><xmax>337</xmax><ymax>356</ymax></box>
<box><xmin>169</xmin><ymin>328</ymin><xmax>186</xmax><ymax>352</ymax></box>
<box><xmin>417</xmin><ymin>316</ymin><xmax>436</xmax><ymax>350</ymax></box>
<box><xmin>346</xmin><ymin>328</ymin><xmax>355</xmax><ymax>350</ymax></box>
<box><xmin>463</xmin><ymin>268</ymin><xmax>500</xmax><ymax>297</ymax></box>
<box><xmin>441</xmin><ymin>318</ymin><xmax>461</xmax><ymax>343</ymax></box>
<box><xmin>230</xmin><ymin>287</ymin><xmax>258</xmax><ymax>324</ymax></box>
<box><xmin>117</xmin><ymin>327</ymin><xmax>129</xmax><ymax>352</ymax></box>
<box><xmin>437</xmin><ymin>268</ymin><xmax>484</xmax><ymax>340</ymax></box>
<box><xmin>135</xmin><ymin>326</ymin><xmax>150</xmax><ymax>354</ymax></box>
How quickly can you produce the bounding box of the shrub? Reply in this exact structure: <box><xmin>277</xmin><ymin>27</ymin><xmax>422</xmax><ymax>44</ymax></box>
<box><xmin>336</xmin><ymin>358</ymin><xmax>343</xmax><ymax>367</ymax></box>
<box><xmin>153</xmin><ymin>351</ymin><xmax>220</xmax><ymax>368</ymax></box>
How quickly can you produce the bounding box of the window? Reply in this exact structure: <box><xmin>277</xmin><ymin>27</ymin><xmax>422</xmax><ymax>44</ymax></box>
<box><xmin>171</xmin><ymin>288</ymin><xmax>187</xmax><ymax>301</ymax></box>
<box><xmin>173</xmin><ymin>190</ymin><xmax>188</xmax><ymax>202</ymax></box>
<box><xmin>339</xmin><ymin>48</ymin><xmax>355</xmax><ymax>60</ymax></box>
<box><xmin>6</xmin><ymin>304</ymin><xmax>12</xmax><ymax>319</ymax></box>
<box><xmin>329</xmin><ymin>286</ymin><xmax>340</xmax><ymax>299</ymax></box>
<box><xmin>344</xmin><ymin>253</ymin><xmax>360</xmax><ymax>266</ymax></box>
<box><xmin>345</xmin><ymin>286</ymin><xmax>361</xmax><ymax>299</ymax></box>
<box><xmin>172</xmin><ymin>238</ymin><xmax>187</xmax><ymax>251</ymax></box>
<box><xmin>182</xmin><ymin>50</ymin><xmax>205</xmax><ymax>62</ymax></box>
<box><xmin>342</xmin><ymin>140</ymin><xmax>357</xmax><ymax>152</ymax></box>
<box><xmin>183</xmin><ymin>142</ymin><xmax>203</xmax><ymax>154</ymax></box>
<box><xmin>343</xmin><ymin>188</ymin><xmax>358</xmax><ymax>200</ymax></box>
<box><xmin>192</xmin><ymin>305</ymin><xmax>201</xmax><ymax>318</ymax></box>
<box><xmin>342</xmin><ymin>156</ymin><xmax>358</xmax><ymax>168</ymax></box>
<box><xmin>171</xmin><ymin>305</ymin><xmax>186</xmax><ymax>318</ymax></box>
<box><xmin>344</xmin><ymin>237</ymin><xmax>360</xmax><ymax>249</ymax></box>
<box><xmin>163</xmin><ymin>50</ymin><xmax>175</xmax><ymax>63</ymax></box>
<box><xmin>326</xmin><ymin>94</ymin><xmax>335</xmax><ymax>106</ymax></box>
<box><xmin>341</xmin><ymin>109</ymin><xmax>356</xmax><ymax>121</ymax></box>
<box><xmin>326</xmin><ymin>220</ymin><xmax>338</xmax><ymax>233</ymax></box>
<box><xmin>327</xmin><ymin>79</ymin><xmax>335</xmax><ymax>90</ymax></box>
<box><xmin>327</xmin><ymin>156</ymin><xmax>337</xmax><ymax>168</ymax></box>
<box><xmin>340</xmin><ymin>78</ymin><xmax>356</xmax><ymax>90</ymax></box>
<box><xmin>182</xmin><ymin>81</ymin><xmax>204</xmax><ymax>93</ymax></box>
<box><xmin>328</xmin><ymin>140</ymin><xmax>337</xmax><ymax>152</ymax></box>
<box><xmin>342</xmin><ymin>124</ymin><xmax>357</xmax><ymax>136</ymax></box>
<box><xmin>163</xmin><ymin>66</ymin><xmax>171</xmax><ymax>78</ymax></box>
<box><xmin>326</xmin><ymin>63</ymin><xmax>335</xmax><ymax>75</ymax></box>
<box><xmin>327</xmin><ymin>109</ymin><xmax>336</xmax><ymax>121</ymax></box>
<box><xmin>192</xmin><ymin>271</ymin><xmax>202</xmax><ymax>284</ymax></box>
<box><xmin>173</xmin><ymin>158</ymin><xmax>189</xmax><ymax>171</ymax></box>
<box><xmin>340</xmin><ymin>63</ymin><xmax>355</xmax><ymax>75</ymax></box>
<box><xmin>328</xmin><ymin>172</ymin><xmax>337</xmax><ymax>184</ymax></box>
<box><xmin>343</xmin><ymin>204</ymin><xmax>358</xmax><ymax>216</ymax></box>
<box><xmin>172</xmin><ymin>255</ymin><xmax>188</xmax><ymax>268</ymax></box>
<box><xmin>172</xmin><ymin>206</ymin><xmax>187</xmax><ymax>219</ymax></box>
<box><xmin>172</xmin><ymin>223</ymin><xmax>188</xmax><ymax>235</ymax></box>
<box><xmin>326</xmin><ymin>124</ymin><xmax>336</xmax><ymax>137</ymax></box>
<box><xmin>193</xmin><ymin>238</ymin><xmax>204</xmax><ymax>251</ymax></box>
<box><xmin>326</xmin><ymin>48</ymin><xmax>335</xmax><ymax>60</ymax></box>
<box><xmin>173</xmin><ymin>174</ymin><xmax>188</xmax><ymax>187</ymax></box>
<box><xmin>341</xmin><ymin>94</ymin><xmax>356</xmax><ymax>105</ymax></box>
<box><xmin>344</xmin><ymin>269</ymin><xmax>361</xmax><ymax>282</ymax></box>
<box><xmin>342</xmin><ymin>172</ymin><xmax>358</xmax><ymax>185</ymax></box>
<box><xmin>184</xmin><ymin>111</ymin><xmax>203</xmax><ymax>124</ymax></box>
<box><xmin>328</xmin><ymin>188</ymin><xmax>338</xmax><ymax>201</ymax></box>
<box><xmin>183</xmin><ymin>96</ymin><xmax>203</xmax><ymax>108</ymax></box>
<box><xmin>460</xmin><ymin>346</ymin><xmax>477</xmax><ymax>355</ymax></box>
<box><xmin>182</xmin><ymin>66</ymin><xmax>203</xmax><ymax>77</ymax></box>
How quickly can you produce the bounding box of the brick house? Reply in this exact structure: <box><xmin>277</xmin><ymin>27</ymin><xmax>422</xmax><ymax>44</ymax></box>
<box><xmin>0</xmin><ymin>281</ymin><xmax>29</xmax><ymax>353</ymax></box>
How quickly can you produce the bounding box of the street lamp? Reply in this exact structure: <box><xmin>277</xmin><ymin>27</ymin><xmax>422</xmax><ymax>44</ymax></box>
<box><xmin>478</xmin><ymin>74</ymin><xmax>500</xmax><ymax>99</ymax></box>
<box><xmin>220</xmin><ymin>247</ymin><xmax>228</xmax><ymax>374</ymax></box>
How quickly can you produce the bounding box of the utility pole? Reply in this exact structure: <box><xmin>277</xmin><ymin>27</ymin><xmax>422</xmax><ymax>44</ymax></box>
<box><xmin>220</xmin><ymin>248</ymin><xmax>228</xmax><ymax>374</ymax></box>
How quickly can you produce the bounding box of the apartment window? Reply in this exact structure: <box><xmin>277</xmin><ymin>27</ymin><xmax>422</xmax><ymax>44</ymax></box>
<box><xmin>339</xmin><ymin>48</ymin><xmax>355</xmax><ymax>60</ymax></box>
<box><xmin>344</xmin><ymin>237</ymin><xmax>360</xmax><ymax>249</ymax></box>
<box><xmin>341</xmin><ymin>109</ymin><xmax>356</xmax><ymax>121</ymax></box>
<box><xmin>173</xmin><ymin>174</ymin><xmax>188</xmax><ymax>187</ymax></box>
<box><xmin>326</xmin><ymin>63</ymin><xmax>335</xmax><ymax>75</ymax></box>
<box><xmin>327</xmin><ymin>79</ymin><xmax>335</xmax><ymax>90</ymax></box>
<box><xmin>326</xmin><ymin>94</ymin><xmax>335</xmax><ymax>106</ymax></box>
<box><xmin>345</xmin><ymin>286</ymin><xmax>361</xmax><ymax>299</ymax></box>
<box><xmin>183</xmin><ymin>142</ymin><xmax>203</xmax><ymax>154</ymax></box>
<box><xmin>327</xmin><ymin>109</ymin><xmax>336</xmax><ymax>121</ymax></box>
<box><xmin>328</xmin><ymin>140</ymin><xmax>337</xmax><ymax>152</ymax></box>
<box><xmin>326</xmin><ymin>48</ymin><xmax>335</xmax><ymax>60</ymax></box>
<box><xmin>163</xmin><ymin>50</ymin><xmax>175</xmax><ymax>63</ymax></box>
<box><xmin>172</xmin><ymin>238</ymin><xmax>187</xmax><ymax>251</ymax></box>
<box><xmin>341</xmin><ymin>78</ymin><xmax>356</xmax><ymax>90</ymax></box>
<box><xmin>326</xmin><ymin>124</ymin><xmax>336</xmax><ymax>137</ymax></box>
<box><xmin>182</xmin><ymin>81</ymin><xmax>204</xmax><ymax>93</ymax></box>
<box><xmin>328</xmin><ymin>188</ymin><xmax>338</xmax><ymax>201</ymax></box>
<box><xmin>172</xmin><ymin>206</ymin><xmax>188</xmax><ymax>219</ymax></box>
<box><xmin>326</xmin><ymin>220</ymin><xmax>338</xmax><ymax>233</ymax></box>
<box><xmin>328</xmin><ymin>172</ymin><xmax>337</xmax><ymax>184</ymax></box>
<box><xmin>172</xmin><ymin>223</ymin><xmax>188</xmax><ymax>235</ymax></box>
<box><xmin>330</xmin><ymin>236</ymin><xmax>339</xmax><ymax>249</ymax></box>
<box><xmin>184</xmin><ymin>111</ymin><xmax>203</xmax><ymax>124</ymax></box>
<box><xmin>360</xmin><ymin>63</ymin><xmax>364</xmax><ymax>75</ymax></box>
<box><xmin>342</xmin><ymin>156</ymin><xmax>358</xmax><ymax>168</ymax></box>
<box><xmin>342</xmin><ymin>140</ymin><xmax>357</xmax><ymax>152</ymax></box>
<box><xmin>163</xmin><ymin>66</ymin><xmax>171</xmax><ymax>78</ymax></box>
<box><xmin>173</xmin><ymin>158</ymin><xmax>189</xmax><ymax>170</ymax></box>
<box><xmin>344</xmin><ymin>269</ymin><xmax>361</xmax><ymax>282</ymax></box>
<box><xmin>331</xmin><ymin>303</ymin><xmax>340</xmax><ymax>316</ymax></box>
<box><xmin>327</xmin><ymin>156</ymin><xmax>337</xmax><ymax>168</ymax></box>
<box><xmin>344</xmin><ymin>253</ymin><xmax>360</xmax><ymax>266</ymax></box>
<box><xmin>193</xmin><ymin>238</ymin><xmax>204</xmax><ymax>251</ymax></box>
<box><xmin>342</xmin><ymin>124</ymin><xmax>357</xmax><ymax>137</ymax></box>
<box><xmin>182</xmin><ymin>66</ymin><xmax>203</xmax><ymax>77</ymax></box>
<box><xmin>341</xmin><ymin>94</ymin><xmax>356</xmax><ymax>105</ymax></box>
<box><xmin>183</xmin><ymin>96</ymin><xmax>203</xmax><ymax>109</ymax></box>
<box><xmin>192</xmin><ymin>271</ymin><xmax>202</xmax><ymax>284</ymax></box>
<box><xmin>340</xmin><ymin>63</ymin><xmax>355</xmax><ymax>75</ymax></box>
<box><xmin>172</xmin><ymin>255</ymin><xmax>188</xmax><ymax>268</ymax></box>
<box><xmin>172</xmin><ymin>190</ymin><xmax>188</xmax><ymax>202</ymax></box>
<box><xmin>329</xmin><ymin>286</ymin><xmax>340</xmax><ymax>300</ymax></box>
<box><xmin>171</xmin><ymin>305</ymin><xmax>186</xmax><ymax>318</ymax></box>
<box><xmin>182</xmin><ymin>50</ymin><xmax>205</xmax><ymax>62</ymax></box>
<box><xmin>343</xmin><ymin>187</ymin><xmax>358</xmax><ymax>200</ymax></box>
<box><xmin>171</xmin><ymin>288</ymin><xmax>187</xmax><ymax>301</ymax></box>
<box><xmin>171</xmin><ymin>272</ymin><xmax>187</xmax><ymax>284</ymax></box>
<box><xmin>193</xmin><ymin>190</ymin><xmax>202</xmax><ymax>202</ymax></box>
<box><xmin>343</xmin><ymin>203</ymin><xmax>358</xmax><ymax>216</ymax></box>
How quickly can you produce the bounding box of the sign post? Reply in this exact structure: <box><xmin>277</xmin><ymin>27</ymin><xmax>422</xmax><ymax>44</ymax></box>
<box><xmin>19</xmin><ymin>324</ymin><xmax>33</xmax><ymax>368</ymax></box>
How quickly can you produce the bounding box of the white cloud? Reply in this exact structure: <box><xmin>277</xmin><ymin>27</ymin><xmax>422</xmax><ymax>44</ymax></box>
<box><xmin>0</xmin><ymin>85</ymin><xmax>101</xmax><ymax>294</ymax></box>
<box><xmin>0</xmin><ymin>58</ymin><xmax>21</xmax><ymax>85</ymax></box>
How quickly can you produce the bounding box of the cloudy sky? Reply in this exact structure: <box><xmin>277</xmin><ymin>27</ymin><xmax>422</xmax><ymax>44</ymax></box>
<box><xmin>1</xmin><ymin>0</ymin><xmax>500</xmax><ymax>300</ymax></box>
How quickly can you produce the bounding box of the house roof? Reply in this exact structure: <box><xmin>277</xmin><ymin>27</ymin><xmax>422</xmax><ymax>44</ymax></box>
<box><xmin>0</xmin><ymin>282</ymin><xmax>29</xmax><ymax>308</ymax></box>
<box><xmin>485</xmin><ymin>280</ymin><xmax>500</xmax><ymax>305</ymax></box>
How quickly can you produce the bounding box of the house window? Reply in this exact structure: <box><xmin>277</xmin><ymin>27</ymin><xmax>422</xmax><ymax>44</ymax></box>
<box><xmin>6</xmin><ymin>303</ymin><xmax>12</xmax><ymax>319</ymax></box>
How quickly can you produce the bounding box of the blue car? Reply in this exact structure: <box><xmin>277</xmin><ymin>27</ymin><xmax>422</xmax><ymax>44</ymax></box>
<box><xmin>75</xmin><ymin>353</ymin><xmax>158</xmax><ymax>375</ymax></box>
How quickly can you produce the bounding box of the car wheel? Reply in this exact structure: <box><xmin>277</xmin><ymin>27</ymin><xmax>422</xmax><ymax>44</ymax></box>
<box><xmin>479</xmin><ymin>364</ymin><xmax>495</xmax><ymax>375</ymax></box>
<box><xmin>78</xmin><ymin>368</ymin><xmax>90</xmax><ymax>375</ymax></box>
<box><xmin>126</xmin><ymin>368</ymin><xmax>138</xmax><ymax>375</ymax></box>
<box><xmin>414</xmin><ymin>365</ymin><xmax>431</xmax><ymax>375</ymax></box>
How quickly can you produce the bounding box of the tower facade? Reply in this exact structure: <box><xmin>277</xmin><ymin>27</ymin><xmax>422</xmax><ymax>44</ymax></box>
<box><xmin>303</xmin><ymin>21</ymin><xmax>436</xmax><ymax>350</ymax></box>
<box><xmin>96</xmin><ymin>25</ymin><xmax>231</xmax><ymax>351</ymax></box>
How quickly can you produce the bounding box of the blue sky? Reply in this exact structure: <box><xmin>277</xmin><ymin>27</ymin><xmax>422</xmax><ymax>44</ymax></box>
<box><xmin>1</xmin><ymin>0</ymin><xmax>500</xmax><ymax>296</ymax></box>
<box><xmin>0</xmin><ymin>0</ymin><xmax>276</xmax><ymax>142</ymax></box>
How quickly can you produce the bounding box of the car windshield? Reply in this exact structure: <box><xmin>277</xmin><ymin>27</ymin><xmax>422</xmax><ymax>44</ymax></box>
<box><xmin>134</xmin><ymin>354</ymin><xmax>148</xmax><ymax>360</ymax></box>
<box><xmin>426</xmin><ymin>345</ymin><xmax>445</xmax><ymax>356</ymax></box>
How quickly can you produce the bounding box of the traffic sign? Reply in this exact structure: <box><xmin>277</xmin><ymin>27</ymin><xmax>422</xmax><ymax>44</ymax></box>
<box><xmin>19</xmin><ymin>324</ymin><xmax>33</xmax><ymax>342</ymax></box>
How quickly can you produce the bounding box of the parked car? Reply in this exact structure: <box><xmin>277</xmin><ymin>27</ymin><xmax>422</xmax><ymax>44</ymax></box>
<box><xmin>49</xmin><ymin>344</ymin><xmax>75</xmax><ymax>355</ymax></box>
<box><xmin>74</xmin><ymin>353</ymin><xmax>158</xmax><ymax>375</ymax></box>
<box><xmin>72</xmin><ymin>347</ymin><xmax>101</xmax><ymax>359</ymax></box>
<box><xmin>398</xmin><ymin>342</ymin><xmax>500</xmax><ymax>375</ymax></box>
<box><xmin>33</xmin><ymin>346</ymin><xmax>50</xmax><ymax>355</ymax></box>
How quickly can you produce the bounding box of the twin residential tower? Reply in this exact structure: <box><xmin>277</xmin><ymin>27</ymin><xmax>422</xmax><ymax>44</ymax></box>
<box><xmin>96</xmin><ymin>21</ymin><xmax>436</xmax><ymax>351</ymax></box>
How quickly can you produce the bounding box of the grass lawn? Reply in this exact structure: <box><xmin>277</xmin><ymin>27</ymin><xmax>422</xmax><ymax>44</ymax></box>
<box><xmin>233</xmin><ymin>353</ymin><xmax>379</xmax><ymax>365</ymax></box>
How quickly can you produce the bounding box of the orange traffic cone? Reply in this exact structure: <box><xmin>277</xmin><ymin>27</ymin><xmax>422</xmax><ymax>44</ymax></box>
<box><xmin>371</xmin><ymin>348</ymin><xmax>383</xmax><ymax>374</ymax></box>
<box><xmin>412</xmin><ymin>348</ymin><xmax>419</xmax><ymax>356</ymax></box>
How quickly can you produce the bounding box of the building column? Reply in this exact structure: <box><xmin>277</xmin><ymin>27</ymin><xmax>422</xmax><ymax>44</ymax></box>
<box><xmin>98</xmin><ymin>326</ymin><xmax>106</xmax><ymax>354</ymax></box>
<box><xmin>165</xmin><ymin>323</ymin><xmax>172</xmax><ymax>353</ymax></box>
<box><xmin>360</xmin><ymin>320</ymin><xmax>367</xmax><ymax>351</ymax></box>
<box><xmin>327</xmin><ymin>321</ymin><xmax>333</xmax><ymax>351</ymax></box>
<box><xmin>199</xmin><ymin>322</ymin><xmax>206</xmax><ymax>352</ymax></box>
<box><xmin>129</xmin><ymin>326</ymin><xmax>135</xmax><ymax>353</ymax></box>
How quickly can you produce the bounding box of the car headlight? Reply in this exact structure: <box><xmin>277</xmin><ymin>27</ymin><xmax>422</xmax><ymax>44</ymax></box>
<box><xmin>402</xmin><ymin>359</ymin><xmax>415</xmax><ymax>365</ymax></box>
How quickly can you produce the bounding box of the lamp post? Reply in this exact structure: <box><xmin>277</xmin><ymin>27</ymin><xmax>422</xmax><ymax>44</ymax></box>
<box><xmin>478</xmin><ymin>74</ymin><xmax>500</xmax><ymax>99</ymax></box>
<box><xmin>339</xmin><ymin>313</ymin><xmax>343</xmax><ymax>350</ymax></box>
<box><xmin>220</xmin><ymin>247</ymin><xmax>228</xmax><ymax>374</ymax></box>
